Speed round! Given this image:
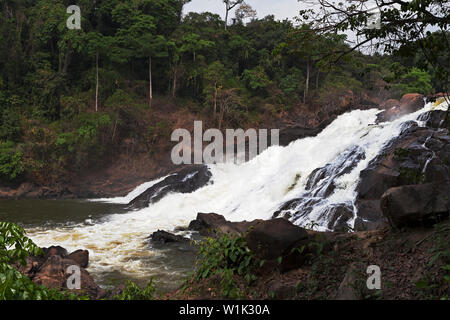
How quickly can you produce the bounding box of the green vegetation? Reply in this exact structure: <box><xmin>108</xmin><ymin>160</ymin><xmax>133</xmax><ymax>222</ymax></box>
<box><xmin>0</xmin><ymin>222</ymin><xmax>83</xmax><ymax>300</ymax></box>
<box><xmin>112</xmin><ymin>279</ymin><xmax>156</xmax><ymax>300</ymax></box>
<box><xmin>190</xmin><ymin>232</ymin><xmax>259</xmax><ymax>299</ymax></box>
<box><xmin>0</xmin><ymin>0</ymin><xmax>445</xmax><ymax>185</ymax></box>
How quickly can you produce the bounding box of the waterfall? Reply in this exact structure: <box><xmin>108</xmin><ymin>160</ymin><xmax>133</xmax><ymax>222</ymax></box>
<box><xmin>26</xmin><ymin>100</ymin><xmax>448</xmax><ymax>280</ymax></box>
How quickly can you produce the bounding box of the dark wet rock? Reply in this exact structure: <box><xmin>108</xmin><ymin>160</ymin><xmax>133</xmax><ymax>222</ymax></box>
<box><xmin>128</xmin><ymin>165</ymin><xmax>212</xmax><ymax>209</ymax></box>
<box><xmin>67</xmin><ymin>249</ymin><xmax>89</xmax><ymax>268</ymax></box>
<box><xmin>150</xmin><ymin>230</ymin><xmax>190</xmax><ymax>244</ymax></box>
<box><xmin>188</xmin><ymin>213</ymin><xmax>262</xmax><ymax>236</ymax></box>
<box><xmin>353</xmin><ymin>200</ymin><xmax>388</xmax><ymax>231</ymax></box>
<box><xmin>380</xmin><ymin>182</ymin><xmax>450</xmax><ymax>227</ymax></box>
<box><xmin>376</xmin><ymin>93</ymin><xmax>424</xmax><ymax>123</ymax></box>
<box><xmin>418</xmin><ymin>110</ymin><xmax>448</xmax><ymax>129</ymax></box>
<box><xmin>245</xmin><ymin>219</ymin><xmax>308</xmax><ymax>261</ymax></box>
<box><xmin>324</xmin><ymin>205</ymin><xmax>354</xmax><ymax>231</ymax></box>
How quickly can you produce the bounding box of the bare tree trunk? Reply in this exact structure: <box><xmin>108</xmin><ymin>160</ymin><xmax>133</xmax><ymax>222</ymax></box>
<box><xmin>213</xmin><ymin>82</ymin><xmax>218</xmax><ymax>119</ymax></box>
<box><xmin>315</xmin><ymin>70</ymin><xmax>319</xmax><ymax>91</ymax></box>
<box><xmin>224</xmin><ymin>7</ymin><xmax>229</xmax><ymax>30</ymax></box>
<box><xmin>62</xmin><ymin>41</ymin><xmax>72</xmax><ymax>75</ymax></box>
<box><xmin>149</xmin><ymin>56</ymin><xmax>153</xmax><ymax>108</ymax></box>
<box><xmin>172</xmin><ymin>66</ymin><xmax>177</xmax><ymax>98</ymax></box>
<box><xmin>304</xmin><ymin>60</ymin><xmax>310</xmax><ymax>103</ymax></box>
<box><xmin>95</xmin><ymin>51</ymin><xmax>99</xmax><ymax>112</ymax></box>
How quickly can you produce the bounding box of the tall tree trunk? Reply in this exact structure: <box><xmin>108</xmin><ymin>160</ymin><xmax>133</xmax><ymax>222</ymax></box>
<box><xmin>315</xmin><ymin>70</ymin><xmax>319</xmax><ymax>91</ymax></box>
<box><xmin>62</xmin><ymin>41</ymin><xmax>72</xmax><ymax>75</ymax></box>
<box><xmin>149</xmin><ymin>56</ymin><xmax>153</xmax><ymax>108</ymax></box>
<box><xmin>172</xmin><ymin>66</ymin><xmax>177</xmax><ymax>98</ymax></box>
<box><xmin>304</xmin><ymin>60</ymin><xmax>310</xmax><ymax>103</ymax></box>
<box><xmin>95</xmin><ymin>51</ymin><xmax>99</xmax><ymax>112</ymax></box>
<box><xmin>224</xmin><ymin>7</ymin><xmax>229</xmax><ymax>30</ymax></box>
<box><xmin>213</xmin><ymin>81</ymin><xmax>218</xmax><ymax>119</ymax></box>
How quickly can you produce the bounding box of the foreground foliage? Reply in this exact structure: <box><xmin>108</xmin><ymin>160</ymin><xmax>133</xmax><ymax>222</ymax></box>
<box><xmin>189</xmin><ymin>232</ymin><xmax>259</xmax><ymax>299</ymax></box>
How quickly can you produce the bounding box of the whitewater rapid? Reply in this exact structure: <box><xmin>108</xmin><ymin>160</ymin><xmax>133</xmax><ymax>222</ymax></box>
<box><xmin>26</xmin><ymin>100</ymin><xmax>448</xmax><ymax>279</ymax></box>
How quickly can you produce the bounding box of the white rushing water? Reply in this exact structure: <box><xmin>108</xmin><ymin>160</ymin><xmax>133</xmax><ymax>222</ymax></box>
<box><xmin>26</xmin><ymin>100</ymin><xmax>448</xmax><ymax>279</ymax></box>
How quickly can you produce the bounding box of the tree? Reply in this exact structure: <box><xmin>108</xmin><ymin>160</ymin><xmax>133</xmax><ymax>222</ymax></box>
<box><xmin>299</xmin><ymin>0</ymin><xmax>449</xmax><ymax>99</ymax></box>
<box><xmin>222</xmin><ymin>0</ymin><xmax>244</xmax><ymax>29</ymax></box>
<box><xmin>235</xmin><ymin>3</ymin><xmax>257</xmax><ymax>24</ymax></box>
<box><xmin>85</xmin><ymin>32</ymin><xmax>109</xmax><ymax>112</ymax></box>
<box><xmin>395</xmin><ymin>67</ymin><xmax>432</xmax><ymax>95</ymax></box>
<box><xmin>204</xmin><ymin>61</ymin><xmax>228</xmax><ymax>120</ymax></box>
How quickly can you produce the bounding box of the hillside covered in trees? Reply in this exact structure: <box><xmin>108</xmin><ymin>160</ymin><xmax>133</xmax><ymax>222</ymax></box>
<box><xmin>0</xmin><ymin>0</ymin><xmax>446</xmax><ymax>193</ymax></box>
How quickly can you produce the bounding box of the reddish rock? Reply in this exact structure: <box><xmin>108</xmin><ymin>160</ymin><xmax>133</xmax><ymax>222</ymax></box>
<box><xmin>44</xmin><ymin>246</ymin><xmax>68</xmax><ymax>258</ymax></box>
<box><xmin>376</xmin><ymin>93</ymin><xmax>424</xmax><ymax>123</ymax></box>
<box><xmin>380</xmin><ymin>99</ymin><xmax>400</xmax><ymax>110</ymax></box>
<box><xmin>33</xmin><ymin>255</ymin><xmax>105</xmax><ymax>298</ymax></box>
<box><xmin>67</xmin><ymin>249</ymin><xmax>89</xmax><ymax>268</ymax></box>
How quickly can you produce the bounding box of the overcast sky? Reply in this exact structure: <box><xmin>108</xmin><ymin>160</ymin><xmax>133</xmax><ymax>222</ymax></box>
<box><xmin>183</xmin><ymin>0</ymin><xmax>305</xmax><ymax>22</ymax></box>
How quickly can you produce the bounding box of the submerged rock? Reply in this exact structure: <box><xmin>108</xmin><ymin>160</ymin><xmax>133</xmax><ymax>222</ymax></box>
<box><xmin>150</xmin><ymin>230</ymin><xmax>190</xmax><ymax>244</ymax></box>
<box><xmin>128</xmin><ymin>165</ymin><xmax>212</xmax><ymax>209</ymax></box>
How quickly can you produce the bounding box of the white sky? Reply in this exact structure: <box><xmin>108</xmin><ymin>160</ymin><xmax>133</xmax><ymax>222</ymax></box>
<box><xmin>183</xmin><ymin>0</ymin><xmax>305</xmax><ymax>22</ymax></box>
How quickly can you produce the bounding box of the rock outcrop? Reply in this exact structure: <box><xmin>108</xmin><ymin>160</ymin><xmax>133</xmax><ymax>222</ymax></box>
<box><xmin>128</xmin><ymin>165</ymin><xmax>212</xmax><ymax>209</ymax></box>
<box><xmin>14</xmin><ymin>246</ymin><xmax>105</xmax><ymax>299</ymax></box>
<box><xmin>376</xmin><ymin>93</ymin><xmax>425</xmax><ymax>123</ymax></box>
<box><xmin>355</xmin><ymin>109</ymin><xmax>449</xmax><ymax>230</ymax></box>
<box><xmin>188</xmin><ymin>212</ymin><xmax>263</xmax><ymax>236</ymax></box>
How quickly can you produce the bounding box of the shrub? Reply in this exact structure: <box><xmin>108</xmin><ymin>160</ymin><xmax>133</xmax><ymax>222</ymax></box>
<box><xmin>193</xmin><ymin>232</ymin><xmax>259</xmax><ymax>299</ymax></box>
<box><xmin>113</xmin><ymin>279</ymin><xmax>156</xmax><ymax>300</ymax></box>
<box><xmin>0</xmin><ymin>141</ymin><xmax>24</xmax><ymax>181</ymax></box>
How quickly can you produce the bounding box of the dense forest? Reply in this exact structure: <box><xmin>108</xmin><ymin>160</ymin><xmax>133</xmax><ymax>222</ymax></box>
<box><xmin>0</xmin><ymin>0</ymin><xmax>447</xmax><ymax>187</ymax></box>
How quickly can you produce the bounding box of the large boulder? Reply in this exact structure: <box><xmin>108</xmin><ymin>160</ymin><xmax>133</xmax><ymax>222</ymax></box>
<box><xmin>380</xmin><ymin>182</ymin><xmax>450</xmax><ymax>227</ymax></box>
<box><xmin>33</xmin><ymin>255</ymin><xmax>105</xmax><ymax>298</ymax></box>
<box><xmin>128</xmin><ymin>165</ymin><xmax>212</xmax><ymax>209</ymax></box>
<box><xmin>376</xmin><ymin>93</ymin><xmax>424</xmax><ymax>123</ymax></box>
<box><xmin>67</xmin><ymin>249</ymin><xmax>89</xmax><ymax>268</ymax></box>
<box><xmin>188</xmin><ymin>213</ymin><xmax>262</xmax><ymax>236</ymax></box>
<box><xmin>245</xmin><ymin>219</ymin><xmax>309</xmax><ymax>261</ymax></box>
<box><xmin>14</xmin><ymin>247</ymin><xmax>105</xmax><ymax>299</ymax></box>
<box><xmin>245</xmin><ymin>219</ymin><xmax>310</xmax><ymax>272</ymax></box>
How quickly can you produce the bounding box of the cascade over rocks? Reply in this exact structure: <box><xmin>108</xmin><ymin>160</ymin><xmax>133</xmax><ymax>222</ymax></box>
<box><xmin>355</xmin><ymin>109</ymin><xmax>450</xmax><ymax>230</ymax></box>
<box><xmin>128</xmin><ymin>165</ymin><xmax>212</xmax><ymax>209</ymax></box>
<box><xmin>273</xmin><ymin>146</ymin><xmax>365</xmax><ymax>230</ymax></box>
